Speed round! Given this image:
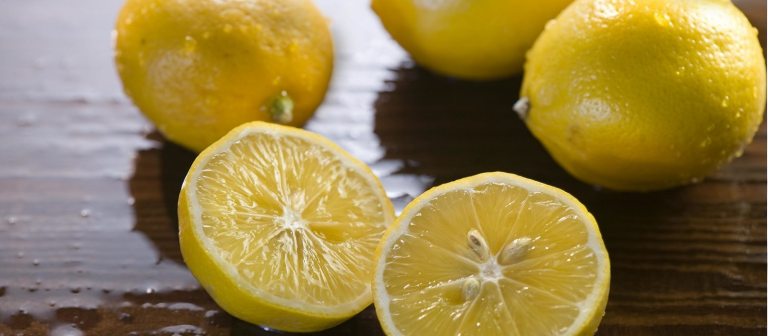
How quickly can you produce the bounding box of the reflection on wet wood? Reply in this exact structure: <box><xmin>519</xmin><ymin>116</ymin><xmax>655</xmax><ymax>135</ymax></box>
<box><xmin>0</xmin><ymin>0</ymin><xmax>765</xmax><ymax>335</ymax></box>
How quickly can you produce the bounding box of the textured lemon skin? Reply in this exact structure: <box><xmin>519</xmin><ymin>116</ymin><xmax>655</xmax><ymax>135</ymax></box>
<box><xmin>115</xmin><ymin>0</ymin><xmax>333</xmax><ymax>152</ymax></box>
<box><xmin>520</xmin><ymin>0</ymin><xmax>766</xmax><ymax>191</ymax></box>
<box><xmin>372</xmin><ymin>172</ymin><xmax>611</xmax><ymax>336</ymax></box>
<box><xmin>179</xmin><ymin>122</ymin><xmax>394</xmax><ymax>332</ymax></box>
<box><xmin>372</xmin><ymin>0</ymin><xmax>572</xmax><ymax>80</ymax></box>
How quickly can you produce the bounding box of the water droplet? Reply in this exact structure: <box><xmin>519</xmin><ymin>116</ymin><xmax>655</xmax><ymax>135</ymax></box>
<box><xmin>16</xmin><ymin>251</ymin><xmax>24</xmax><ymax>259</ymax></box>
<box><xmin>80</xmin><ymin>209</ymin><xmax>91</xmax><ymax>217</ymax></box>
<box><xmin>17</xmin><ymin>114</ymin><xmax>37</xmax><ymax>127</ymax></box>
<box><xmin>7</xmin><ymin>216</ymin><xmax>17</xmax><ymax>224</ymax></box>
<box><xmin>653</xmin><ymin>12</ymin><xmax>671</xmax><ymax>26</ymax></box>
<box><xmin>183</xmin><ymin>36</ymin><xmax>197</xmax><ymax>54</ymax></box>
<box><xmin>119</xmin><ymin>312</ymin><xmax>133</xmax><ymax>322</ymax></box>
<box><xmin>734</xmin><ymin>148</ymin><xmax>745</xmax><ymax>158</ymax></box>
<box><xmin>32</xmin><ymin>259</ymin><xmax>40</xmax><ymax>266</ymax></box>
<box><xmin>50</xmin><ymin>324</ymin><xmax>84</xmax><ymax>336</ymax></box>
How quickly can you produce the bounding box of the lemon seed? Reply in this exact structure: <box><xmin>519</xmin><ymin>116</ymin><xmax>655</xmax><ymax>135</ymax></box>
<box><xmin>467</xmin><ymin>229</ymin><xmax>490</xmax><ymax>261</ymax></box>
<box><xmin>462</xmin><ymin>278</ymin><xmax>481</xmax><ymax>302</ymax></box>
<box><xmin>499</xmin><ymin>237</ymin><xmax>533</xmax><ymax>265</ymax></box>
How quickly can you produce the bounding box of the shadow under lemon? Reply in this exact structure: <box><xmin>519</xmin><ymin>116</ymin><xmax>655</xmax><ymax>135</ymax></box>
<box><xmin>129</xmin><ymin>132</ymin><xmax>195</xmax><ymax>265</ymax></box>
<box><xmin>372</xmin><ymin>61</ymin><xmax>578</xmax><ymax>190</ymax></box>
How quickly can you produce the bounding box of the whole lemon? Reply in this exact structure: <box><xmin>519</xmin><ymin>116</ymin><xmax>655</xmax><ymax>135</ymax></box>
<box><xmin>115</xmin><ymin>0</ymin><xmax>333</xmax><ymax>152</ymax></box>
<box><xmin>372</xmin><ymin>0</ymin><xmax>573</xmax><ymax>80</ymax></box>
<box><xmin>517</xmin><ymin>0</ymin><xmax>766</xmax><ymax>191</ymax></box>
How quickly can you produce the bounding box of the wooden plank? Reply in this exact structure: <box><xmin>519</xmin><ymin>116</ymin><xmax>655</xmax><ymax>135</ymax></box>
<box><xmin>0</xmin><ymin>0</ymin><xmax>765</xmax><ymax>334</ymax></box>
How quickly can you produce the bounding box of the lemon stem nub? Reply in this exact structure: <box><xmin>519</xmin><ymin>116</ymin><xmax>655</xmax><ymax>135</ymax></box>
<box><xmin>499</xmin><ymin>237</ymin><xmax>532</xmax><ymax>265</ymax></box>
<box><xmin>462</xmin><ymin>278</ymin><xmax>481</xmax><ymax>302</ymax></box>
<box><xmin>513</xmin><ymin>97</ymin><xmax>530</xmax><ymax>120</ymax></box>
<box><xmin>270</xmin><ymin>91</ymin><xmax>294</xmax><ymax>124</ymax></box>
<box><xmin>467</xmin><ymin>229</ymin><xmax>490</xmax><ymax>261</ymax></box>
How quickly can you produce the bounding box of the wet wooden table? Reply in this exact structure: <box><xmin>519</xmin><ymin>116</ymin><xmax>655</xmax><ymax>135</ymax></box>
<box><xmin>0</xmin><ymin>0</ymin><xmax>765</xmax><ymax>335</ymax></box>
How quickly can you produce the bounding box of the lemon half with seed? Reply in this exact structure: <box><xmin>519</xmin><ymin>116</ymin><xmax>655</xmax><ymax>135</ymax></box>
<box><xmin>179</xmin><ymin>122</ymin><xmax>394</xmax><ymax>332</ymax></box>
<box><xmin>373</xmin><ymin>172</ymin><xmax>610</xmax><ymax>335</ymax></box>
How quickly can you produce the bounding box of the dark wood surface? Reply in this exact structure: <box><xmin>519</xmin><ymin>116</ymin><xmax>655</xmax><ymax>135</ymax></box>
<box><xmin>0</xmin><ymin>0</ymin><xmax>765</xmax><ymax>335</ymax></box>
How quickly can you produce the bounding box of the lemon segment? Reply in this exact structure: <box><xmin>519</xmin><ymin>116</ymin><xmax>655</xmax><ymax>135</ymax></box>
<box><xmin>179</xmin><ymin>122</ymin><xmax>394</xmax><ymax>332</ymax></box>
<box><xmin>373</xmin><ymin>172</ymin><xmax>610</xmax><ymax>336</ymax></box>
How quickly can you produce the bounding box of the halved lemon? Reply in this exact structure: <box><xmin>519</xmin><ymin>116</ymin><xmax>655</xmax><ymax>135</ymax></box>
<box><xmin>178</xmin><ymin>121</ymin><xmax>394</xmax><ymax>332</ymax></box>
<box><xmin>373</xmin><ymin>172</ymin><xmax>610</xmax><ymax>335</ymax></box>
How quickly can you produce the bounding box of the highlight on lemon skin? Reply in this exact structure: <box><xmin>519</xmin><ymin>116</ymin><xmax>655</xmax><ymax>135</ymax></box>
<box><xmin>373</xmin><ymin>172</ymin><xmax>610</xmax><ymax>336</ymax></box>
<box><xmin>372</xmin><ymin>0</ymin><xmax>573</xmax><ymax>80</ymax></box>
<box><xmin>517</xmin><ymin>0</ymin><xmax>766</xmax><ymax>191</ymax></box>
<box><xmin>178</xmin><ymin>121</ymin><xmax>394</xmax><ymax>332</ymax></box>
<box><xmin>114</xmin><ymin>0</ymin><xmax>334</xmax><ymax>152</ymax></box>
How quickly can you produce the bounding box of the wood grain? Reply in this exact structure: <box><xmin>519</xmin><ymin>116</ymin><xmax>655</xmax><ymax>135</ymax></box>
<box><xmin>0</xmin><ymin>0</ymin><xmax>765</xmax><ymax>335</ymax></box>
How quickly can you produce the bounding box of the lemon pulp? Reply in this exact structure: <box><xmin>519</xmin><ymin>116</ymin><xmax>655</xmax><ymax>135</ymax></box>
<box><xmin>374</xmin><ymin>173</ymin><xmax>610</xmax><ymax>335</ymax></box>
<box><xmin>179</xmin><ymin>122</ymin><xmax>393</xmax><ymax>331</ymax></box>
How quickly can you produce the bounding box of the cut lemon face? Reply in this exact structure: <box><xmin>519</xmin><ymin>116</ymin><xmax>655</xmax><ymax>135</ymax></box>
<box><xmin>373</xmin><ymin>172</ymin><xmax>610</xmax><ymax>336</ymax></box>
<box><xmin>178</xmin><ymin>122</ymin><xmax>394</xmax><ymax>332</ymax></box>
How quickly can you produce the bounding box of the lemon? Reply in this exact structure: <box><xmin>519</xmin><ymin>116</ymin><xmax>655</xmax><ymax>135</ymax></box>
<box><xmin>178</xmin><ymin>122</ymin><xmax>394</xmax><ymax>331</ymax></box>
<box><xmin>517</xmin><ymin>0</ymin><xmax>766</xmax><ymax>191</ymax></box>
<box><xmin>115</xmin><ymin>0</ymin><xmax>333</xmax><ymax>152</ymax></box>
<box><xmin>373</xmin><ymin>172</ymin><xmax>610</xmax><ymax>336</ymax></box>
<box><xmin>372</xmin><ymin>0</ymin><xmax>573</xmax><ymax>80</ymax></box>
